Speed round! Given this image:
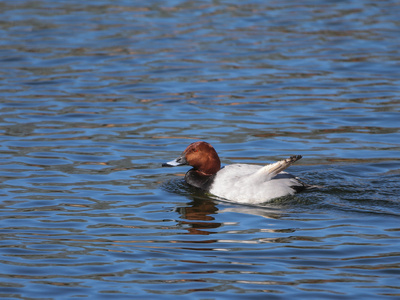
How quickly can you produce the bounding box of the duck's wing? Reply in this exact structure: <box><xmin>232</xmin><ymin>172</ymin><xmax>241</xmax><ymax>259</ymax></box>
<box><xmin>255</xmin><ymin>155</ymin><xmax>302</xmax><ymax>180</ymax></box>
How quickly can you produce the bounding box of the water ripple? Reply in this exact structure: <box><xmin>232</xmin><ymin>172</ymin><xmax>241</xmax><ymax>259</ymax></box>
<box><xmin>1</xmin><ymin>0</ymin><xmax>400</xmax><ymax>299</ymax></box>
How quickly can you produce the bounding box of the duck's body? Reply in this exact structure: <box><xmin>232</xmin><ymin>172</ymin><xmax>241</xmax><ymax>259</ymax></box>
<box><xmin>163</xmin><ymin>141</ymin><xmax>314</xmax><ymax>204</ymax></box>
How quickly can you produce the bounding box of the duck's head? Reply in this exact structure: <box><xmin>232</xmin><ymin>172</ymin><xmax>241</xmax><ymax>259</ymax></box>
<box><xmin>162</xmin><ymin>141</ymin><xmax>221</xmax><ymax>175</ymax></box>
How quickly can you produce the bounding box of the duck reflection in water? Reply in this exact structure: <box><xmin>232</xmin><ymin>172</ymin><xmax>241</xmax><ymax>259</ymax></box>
<box><xmin>175</xmin><ymin>194</ymin><xmax>221</xmax><ymax>236</ymax></box>
<box><xmin>172</xmin><ymin>186</ymin><xmax>288</xmax><ymax>236</ymax></box>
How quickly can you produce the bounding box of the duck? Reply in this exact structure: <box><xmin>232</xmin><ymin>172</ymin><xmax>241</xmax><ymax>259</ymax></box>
<box><xmin>162</xmin><ymin>141</ymin><xmax>315</xmax><ymax>204</ymax></box>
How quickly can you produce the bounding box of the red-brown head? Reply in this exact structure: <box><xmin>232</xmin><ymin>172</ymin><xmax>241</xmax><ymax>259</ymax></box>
<box><xmin>162</xmin><ymin>141</ymin><xmax>221</xmax><ymax>175</ymax></box>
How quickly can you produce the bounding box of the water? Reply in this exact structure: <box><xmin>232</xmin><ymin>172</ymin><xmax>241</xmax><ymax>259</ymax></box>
<box><xmin>1</xmin><ymin>0</ymin><xmax>400</xmax><ymax>299</ymax></box>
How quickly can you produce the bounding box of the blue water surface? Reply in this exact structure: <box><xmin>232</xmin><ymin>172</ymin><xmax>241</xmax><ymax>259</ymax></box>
<box><xmin>0</xmin><ymin>0</ymin><xmax>399</xmax><ymax>299</ymax></box>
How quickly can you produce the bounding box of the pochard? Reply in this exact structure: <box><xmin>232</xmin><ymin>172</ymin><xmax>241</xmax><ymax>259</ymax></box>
<box><xmin>163</xmin><ymin>141</ymin><xmax>315</xmax><ymax>204</ymax></box>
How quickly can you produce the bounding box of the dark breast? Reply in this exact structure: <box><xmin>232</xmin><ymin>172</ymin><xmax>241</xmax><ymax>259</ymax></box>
<box><xmin>185</xmin><ymin>169</ymin><xmax>216</xmax><ymax>190</ymax></box>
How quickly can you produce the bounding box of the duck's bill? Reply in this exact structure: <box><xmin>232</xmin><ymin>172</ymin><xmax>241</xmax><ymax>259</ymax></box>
<box><xmin>162</xmin><ymin>160</ymin><xmax>182</xmax><ymax>167</ymax></box>
<box><xmin>162</xmin><ymin>155</ymin><xmax>187</xmax><ymax>167</ymax></box>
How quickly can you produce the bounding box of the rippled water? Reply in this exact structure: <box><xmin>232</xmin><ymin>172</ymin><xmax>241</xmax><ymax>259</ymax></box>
<box><xmin>1</xmin><ymin>0</ymin><xmax>400</xmax><ymax>299</ymax></box>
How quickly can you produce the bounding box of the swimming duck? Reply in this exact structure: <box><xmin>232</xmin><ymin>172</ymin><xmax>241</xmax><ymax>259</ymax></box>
<box><xmin>163</xmin><ymin>141</ymin><xmax>314</xmax><ymax>204</ymax></box>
